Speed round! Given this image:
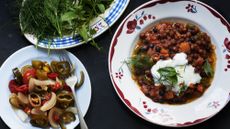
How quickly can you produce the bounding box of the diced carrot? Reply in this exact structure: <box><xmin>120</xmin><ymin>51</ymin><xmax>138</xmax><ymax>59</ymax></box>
<box><xmin>179</xmin><ymin>42</ymin><xmax>191</xmax><ymax>52</ymax></box>
<box><xmin>160</xmin><ymin>48</ymin><xmax>169</xmax><ymax>54</ymax></box>
<box><xmin>197</xmin><ymin>84</ymin><xmax>204</xmax><ymax>92</ymax></box>
<box><xmin>164</xmin><ymin>91</ymin><xmax>174</xmax><ymax>99</ymax></box>
<box><xmin>162</xmin><ymin>53</ymin><xmax>169</xmax><ymax>58</ymax></box>
<box><xmin>189</xmin><ymin>83</ymin><xmax>195</xmax><ymax>89</ymax></box>
<box><xmin>195</xmin><ymin>57</ymin><xmax>204</xmax><ymax>65</ymax></box>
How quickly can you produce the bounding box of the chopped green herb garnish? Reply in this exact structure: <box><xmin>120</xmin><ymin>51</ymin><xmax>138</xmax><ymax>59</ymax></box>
<box><xmin>127</xmin><ymin>55</ymin><xmax>154</xmax><ymax>69</ymax></box>
<box><xmin>157</xmin><ymin>67</ymin><xmax>178</xmax><ymax>86</ymax></box>
<box><xmin>178</xmin><ymin>84</ymin><xmax>188</xmax><ymax>96</ymax></box>
<box><xmin>203</xmin><ymin>59</ymin><xmax>214</xmax><ymax>77</ymax></box>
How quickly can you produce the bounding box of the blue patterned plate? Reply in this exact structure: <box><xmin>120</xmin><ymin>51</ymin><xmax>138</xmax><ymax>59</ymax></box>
<box><xmin>23</xmin><ymin>0</ymin><xmax>130</xmax><ymax>49</ymax></box>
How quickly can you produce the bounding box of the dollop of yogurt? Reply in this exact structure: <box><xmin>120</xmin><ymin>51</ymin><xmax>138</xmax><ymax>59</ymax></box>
<box><xmin>151</xmin><ymin>53</ymin><xmax>201</xmax><ymax>93</ymax></box>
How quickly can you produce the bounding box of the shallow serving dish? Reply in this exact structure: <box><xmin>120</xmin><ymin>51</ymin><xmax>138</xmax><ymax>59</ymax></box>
<box><xmin>108</xmin><ymin>0</ymin><xmax>230</xmax><ymax>127</ymax></box>
<box><xmin>22</xmin><ymin>0</ymin><xmax>130</xmax><ymax>49</ymax></box>
<box><xmin>0</xmin><ymin>45</ymin><xmax>92</xmax><ymax>129</ymax></box>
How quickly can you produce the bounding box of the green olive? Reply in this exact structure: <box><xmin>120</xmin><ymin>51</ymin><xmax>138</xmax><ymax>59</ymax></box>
<box><xmin>30</xmin><ymin>114</ymin><xmax>49</xmax><ymax>128</ymax></box>
<box><xmin>51</xmin><ymin>61</ymin><xmax>71</xmax><ymax>79</ymax></box>
<box><xmin>51</xmin><ymin>61</ymin><xmax>58</xmax><ymax>72</ymax></box>
<box><xmin>32</xmin><ymin>60</ymin><xmax>44</xmax><ymax>69</ymax></box>
<box><xmin>76</xmin><ymin>71</ymin><xmax>85</xmax><ymax>88</ymax></box>
<box><xmin>36</xmin><ymin>69</ymin><xmax>48</xmax><ymax>80</ymax></box>
<box><xmin>57</xmin><ymin>92</ymin><xmax>74</xmax><ymax>109</ymax></box>
<box><xmin>9</xmin><ymin>93</ymin><xmax>25</xmax><ymax>109</ymax></box>
<box><xmin>60</xmin><ymin>111</ymin><xmax>76</xmax><ymax>124</ymax></box>
<box><xmin>43</xmin><ymin>62</ymin><xmax>51</xmax><ymax>73</ymax></box>
<box><xmin>56</xmin><ymin>61</ymin><xmax>71</xmax><ymax>76</ymax></box>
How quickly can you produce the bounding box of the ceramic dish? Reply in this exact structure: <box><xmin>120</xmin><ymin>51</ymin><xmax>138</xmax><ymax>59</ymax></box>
<box><xmin>23</xmin><ymin>0</ymin><xmax>130</xmax><ymax>49</ymax></box>
<box><xmin>0</xmin><ymin>45</ymin><xmax>92</xmax><ymax>129</ymax></box>
<box><xmin>109</xmin><ymin>0</ymin><xmax>230</xmax><ymax>127</ymax></box>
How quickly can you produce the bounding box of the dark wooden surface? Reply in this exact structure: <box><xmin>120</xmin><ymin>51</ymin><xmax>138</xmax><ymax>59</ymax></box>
<box><xmin>0</xmin><ymin>0</ymin><xmax>229</xmax><ymax>129</ymax></box>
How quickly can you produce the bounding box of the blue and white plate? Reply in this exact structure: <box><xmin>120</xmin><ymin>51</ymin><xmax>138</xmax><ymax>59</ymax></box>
<box><xmin>23</xmin><ymin>0</ymin><xmax>130</xmax><ymax>49</ymax></box>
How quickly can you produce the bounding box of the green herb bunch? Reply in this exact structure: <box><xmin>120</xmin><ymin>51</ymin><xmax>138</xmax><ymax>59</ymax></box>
<box><xmin>20</xmin><ymin>0</ymin><xmax>113</xmax><ymax>47</ymax></box>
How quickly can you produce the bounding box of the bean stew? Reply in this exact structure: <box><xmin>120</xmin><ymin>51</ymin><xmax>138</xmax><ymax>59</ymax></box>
<box><xmin>129</xmin><ymin>21</ymin><xmax>216</xmax><ymax>104</ymax></box>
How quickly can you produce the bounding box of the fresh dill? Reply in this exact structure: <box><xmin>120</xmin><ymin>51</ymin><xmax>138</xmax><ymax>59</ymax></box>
<box><xmin>19</xmin><ymin>0</ymin><xmax>113</xmax><ymax>48</ymax></box>
<box><xmin>126</xmin><ymin>55</ymin><xmax>154</xmax><ymax>70</ymax></box>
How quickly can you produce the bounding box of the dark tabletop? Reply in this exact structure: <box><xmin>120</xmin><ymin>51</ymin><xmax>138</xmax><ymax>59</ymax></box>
<box><xmin>0</xmin><ymin>0</ymin><xmax>230</xmax><ymax>129</ymax></box>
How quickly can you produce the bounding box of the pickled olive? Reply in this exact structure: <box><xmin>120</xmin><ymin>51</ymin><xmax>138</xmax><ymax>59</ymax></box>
<box><xmin>57</xmin><ymin>92</ymin><xmax>74</xmax><ymax>109</ymax></box>
<box><xmin>29</xmin><ymin>93</ymin><xmax>42</xmax><ymax>107</ymax></box>
<box><xmin>9</xmin><ymin>93</ymin><xmax>25</xmax><ymax>109</ymax></box>
<box><xmin>12</xmin><ymin>68</ymin><xmax>23</xmax><ymax>85</ymax></box>
<box><xmin>48</xmin><ymin>107</ymin><xmax>63</xmax><ymax>128</ymax></box>
<box><xmin>65</xmin><ymin>107</ymin><xmax>78</xmax><ymax>114</ymax></box>
<box><xmin>76</xmin><ymin>71</ymin><xmax>85</xmax><ymax>88</ymax></box>
<box><xmin>51</xmin><ymin>61</ymin><xmax>59</xmax><ymax>72</ymax></box>
<box><xmin>59</xmin><ymin>122</ymin><xmax>67</xmax><ymax>129</ymax></box>
<box><xmin>43</xmin><ymin>66</ymin><xmax>51</xmax><ymax>73</ymax></box>
<box><xmin>60</xmin><ymin>111</ymin><xmax>76</xmax><ymax>124</ymax></box>
<box><xmin>30</xmin><ymin>114</ymin><xmax>49</xmax><ymax>128</ymax></box>
<box><xmin>36</xmin><ymin>69</ymin><xmax>48</xmax><ymax>80</ymax></box>
<box><xmin>51</xmin><ymin>61</ymin><xmax>71</xmax><ymax>78</ymax></box>
<box><xmin>32</xmin><ymin>60</ymin><xmax>44</xmax><ymax>69</ymax></box>
<box><xmin>56</xmin><ymin>61</ymin><xmax>71</xmax><ymax>75</ymax></box>
<box><xmin>43</xmin><ymin>62</ymin><xmax>51</xmax><ymax>73</ymax></box>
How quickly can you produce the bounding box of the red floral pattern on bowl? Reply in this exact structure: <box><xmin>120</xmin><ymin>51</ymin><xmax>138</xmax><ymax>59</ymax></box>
<box><xmin>126</xmin><ymin>11</ymin><xmax>155</xmax><ymax>34</ymax></box>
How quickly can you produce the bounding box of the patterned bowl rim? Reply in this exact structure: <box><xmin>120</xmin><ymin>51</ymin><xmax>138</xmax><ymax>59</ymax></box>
<box><xmin>108</xmin><ymin>0</ymin><xmax>230</xmax><ymax>127</ymax></box>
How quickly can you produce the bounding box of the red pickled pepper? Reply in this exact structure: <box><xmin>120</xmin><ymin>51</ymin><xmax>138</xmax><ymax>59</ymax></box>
<box><xmin>9</xmin><ymin>80</ymin><xmax>28</xmax><ymax>94</ymax></box>
<box><xmin>51</xmin><ymin>82</ymin><xmax>62</xmax><ymax>92</ymax></box>
<box><xmin>47</xmin><ymin>72</ymin><xmax>59</xmax><ymax>80</ymax></box>
<box><xmin>23</xmin><ymin>69</ymin><xmax>36</xmax><ymax>84</ymax></box>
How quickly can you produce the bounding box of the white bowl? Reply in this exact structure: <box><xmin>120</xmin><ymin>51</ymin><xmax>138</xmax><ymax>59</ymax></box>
<box><xmin>108</xmin><ymin>0</ymin><xmax>230</xmax><ymax>127</ymax></box>
<box><xmin>0</xmin><ymin>45</ymin><xmax>92</xmax><ymax>129</ymax></box>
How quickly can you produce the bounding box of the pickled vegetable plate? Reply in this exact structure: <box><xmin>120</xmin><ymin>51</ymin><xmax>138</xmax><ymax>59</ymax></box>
<box><xmin>0</xmin><ymin>45</ymin><xmax>91</xmax><ymax>129</ymax></box>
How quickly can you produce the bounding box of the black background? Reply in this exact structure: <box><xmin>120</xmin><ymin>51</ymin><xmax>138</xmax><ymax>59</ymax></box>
<box><xmin>0</xmin><ymin>0</ymin><xmax>230</xmax><ymax>129</ymax></box>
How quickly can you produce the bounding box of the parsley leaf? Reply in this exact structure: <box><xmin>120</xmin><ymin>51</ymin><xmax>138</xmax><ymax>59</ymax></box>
<box><xmin>157</xmin><ymin>67</ymin><xmax>178</xmax><ymax>86</ymax></box>
<box><xmin>203</xmin><ymin>59</ymin><xmax>214</xmax><ymax>77</ymax></box>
